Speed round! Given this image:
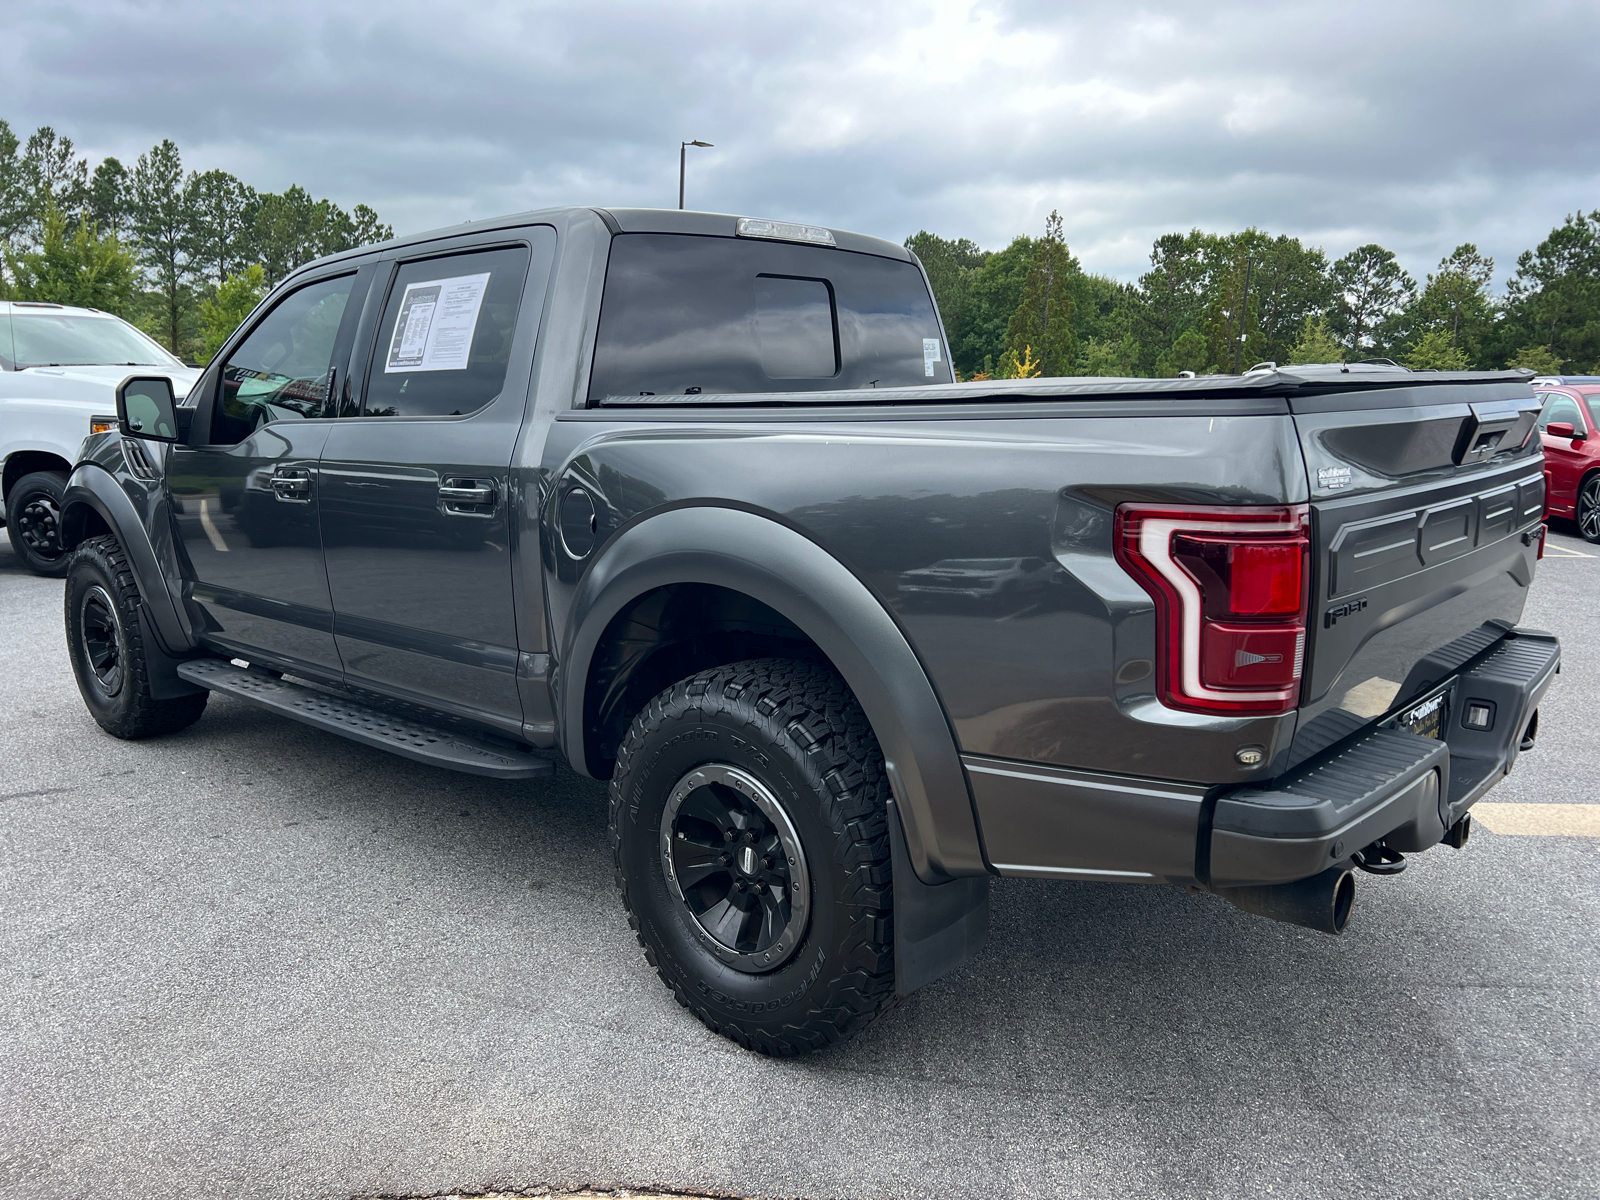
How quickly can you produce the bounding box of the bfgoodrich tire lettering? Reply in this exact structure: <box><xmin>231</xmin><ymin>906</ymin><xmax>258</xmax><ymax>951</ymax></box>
<box><xmin>609</xmin><ymin>658</ymin><xmax>896</xmax><ymax>1055</ymax></box>
<box><xmin>64</xmin><ymin>534</ymin><xmax>208</xmax><ymax>739</ymax></box>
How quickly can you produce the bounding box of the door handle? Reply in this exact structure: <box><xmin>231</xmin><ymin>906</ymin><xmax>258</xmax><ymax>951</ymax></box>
<box><xmin>270</xmin><ymin>468</ymin><xmax>313</xmax><ymax>502</ymax></box>
<box><xmin>438</xmin><ymin>484</ymin><xmax>495</xmax><ymax>504</ymax></box>
<box><xmin>439</xmin><ymin>477</ymin><xmax>498</xmax><ymax>516</ymax></box>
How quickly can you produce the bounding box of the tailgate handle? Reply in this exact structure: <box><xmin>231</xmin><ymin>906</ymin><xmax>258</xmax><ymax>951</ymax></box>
<box><xmin>1452</xmin><ymin>399</ymin><xmax>1540</xmax><ymax>466</ymax></box>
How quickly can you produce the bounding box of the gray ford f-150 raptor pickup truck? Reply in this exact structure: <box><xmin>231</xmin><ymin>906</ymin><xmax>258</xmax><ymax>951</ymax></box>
<box><xmin>58</xmin><ymin>207</ymin><xmax>1560</xmax><ymax>1055</ymax></box>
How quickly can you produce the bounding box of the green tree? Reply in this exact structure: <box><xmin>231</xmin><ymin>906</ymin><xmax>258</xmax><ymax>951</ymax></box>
<box><xmin>1507</xmin><ymin>344</ymin><xmax>1564</xmax><ymax>374</ymax></box>
<box><xmin>187</xmin><ymin>168</ymin><xmax>257</xmax><ymax>284</ymax></box>
<box><xmin>0</xmin><ymin>119</ymin><xmax>28</xmax><ymax>254</ymax></box>
<box><xmin>352</xmin><ymin>203</ymin><xmax>394</xmax><ymax>248</ymax></box>
<box><xmin>904</xmin><ymin>230</ymin><xmax>988</xmax><ymax>337</ymax></box>
<box><xmin>87</xmin><ymin>157</ymin><xmax>130</xmax><ymax>239</ymax></box>
<box><xmin>198</xmin><ymin>262</ymin><xmax>265</xmax><ymax>361</ymax></box>
<box><xmin>1154</xmin><ymin>327</ymin><xmax>1209</xmax><ymax>376</ymax></box>
<box><xmin>950</xmin><ymin>235</ymin><xmax>1035</xmax><ymax>377</ymax></box>
<box><xmin>1076</xmin><ymin>333</ymin><xmax>1141</xmax><ymax>376</ymax></box>
<box><xmin>1133</xmin><ymin>230</ymin><xmax>1209</xmax><ymax>373</ymax></box>
<box><xmin>1330</xmin><ymin>244</ymin><xmax>1416</xmax><ymax>356</ymax></box>
<box><xmin>1393</xmin><ymin>244</ymin><xmax>1496</xmax><ymax>366</ymax></box>
<box><xmin>1498</xmin><ymin>211</ymin><xmax>1600</xmax><ymax>372</ymax></box>
<box><xmin>1404</xmin><ymin>327</ymin><xmax>1470</xmax><ymax>370</ymax></box>
<box><xmin>5</xmin><ymin>204</ymin><xmax>137</xmax><ymax>312</ymax></box>
<box><xmin>130</xmin><ymin>138</ymin><xmax>200</xmax><ymax>354</ymax></box>
<box><xmin>20</xmin><ymin>126</ymin><xmax>88</xmax><ymax>239</ymax></box>
<box><xmin>1286</xmin><ymin>315</ymin><xmax>1344</xmax><ymax>365</ymax></box>
<box><xmin>1004</xmin><ymin>210</ymin><xmax>1077</xmax><ymax>377</ymax></box>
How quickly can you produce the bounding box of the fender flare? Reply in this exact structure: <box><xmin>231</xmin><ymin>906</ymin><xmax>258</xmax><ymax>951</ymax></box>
<box><xmin>560</xmin><ymin>504</ymin><xmax>988</xmax><ymax>882</ymax></box>
<box><xmin>61</xmin><ymin>463</ymin><xmax>195</xmax><ymax>656</ymax></box>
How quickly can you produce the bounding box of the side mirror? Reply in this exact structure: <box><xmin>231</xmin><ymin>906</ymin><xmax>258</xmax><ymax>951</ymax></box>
<box><xmin>117</xmin><ymin>376</ymin><xmax>182</xmax><ymax>443</ymax></box>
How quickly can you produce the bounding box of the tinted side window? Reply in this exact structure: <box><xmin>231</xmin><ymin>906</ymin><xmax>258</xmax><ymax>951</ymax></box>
<box><xmin>1539</xmin><ymin>394</ymin><xmax>1584</xmax><ymax>432</ymax></box>
<box><xmin>362</xmin><ymin>245</ymin><xmax>530</xmax><ymax>418</ymax></box>
<box><xmin>214</xmin><ymin>274</ymin><xmax>355</xmax><ymax>444</ymax></box>
<box><xmin>589</xmin><ymin>233</ymin><xmax>948</xmax><ymax>401</ymax></box>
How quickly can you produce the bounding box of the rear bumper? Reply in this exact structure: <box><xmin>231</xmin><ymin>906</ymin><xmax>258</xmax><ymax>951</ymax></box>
<box><xmin>1207</xmin><ymin>628</ymin><xmax>1560</xmax><ymax>887</ymax></box>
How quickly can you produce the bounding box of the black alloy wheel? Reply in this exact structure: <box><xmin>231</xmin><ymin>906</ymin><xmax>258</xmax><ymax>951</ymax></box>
<box><xmin>661</xmin><ymin>763</ymin><xmax>811</xmax><ymax>972</ymax></box>
<box><xmin>610</xmin><ymin>658</ymin><xmax>897</xmax><ymax>1056</ymax></box>
<box><xmin>1578</xmin><ymin>475</ymin><xmax>1600</xmax><ymax>544</ymax></box>
<box><xmin>78</xmin><ymin>583</ymin><xmax>126</xmax><ymax>698</ymax></box>
<box><xmin>64</xmin><ymin>534</ymin><xmax>209</xmax><ymax>739</ymax></box>
<box><xmin>4</xmin><ymin>470</ymin><xmax>71</xmax><ymax>577</ymax></box>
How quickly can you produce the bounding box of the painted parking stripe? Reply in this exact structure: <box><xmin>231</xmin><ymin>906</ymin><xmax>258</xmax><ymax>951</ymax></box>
<box><xmin>1473</xmin><ymin>803</ymin><xmax>1600</xmax><ymax>836</ymax></box>
<box><xmin>1543</xmin><ymin>543</ymin><xmax>1595</xmax><ymax>558</ymax></box>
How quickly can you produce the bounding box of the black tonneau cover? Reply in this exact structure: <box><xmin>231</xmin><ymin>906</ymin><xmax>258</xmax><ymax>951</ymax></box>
<box><xmin>596</xmin><ymin>366</ymin><xmax>1537</xmax><ymax>408</ymax></box>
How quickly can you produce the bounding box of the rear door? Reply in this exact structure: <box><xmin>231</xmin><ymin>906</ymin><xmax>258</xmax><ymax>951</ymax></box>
<box><xmin>1288</xmin><ymin>381</ymin><xmax>1544</xmax><ymax>765</ymax></box>
<box><xmin>319</xmin><ymin>228</ymin><xmax>556</xmax><ymax>736</ymax></box>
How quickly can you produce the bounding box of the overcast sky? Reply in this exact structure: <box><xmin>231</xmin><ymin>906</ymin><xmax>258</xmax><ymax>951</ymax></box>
<box><xmin>4</xmin><ymin>0</ymin><xmax>1597</xmax><ymax>287</ymax></box>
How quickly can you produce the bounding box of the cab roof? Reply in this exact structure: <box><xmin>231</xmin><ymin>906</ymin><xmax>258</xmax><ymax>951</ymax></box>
<box><xmin>294</xmin><ymin>205</ymin><xmax>915</xmax><ymax>275</ymax></box>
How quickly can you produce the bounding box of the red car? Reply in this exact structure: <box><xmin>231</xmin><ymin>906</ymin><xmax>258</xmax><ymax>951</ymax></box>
<box><xmin>1534</xmin><ymin>378</ymin><xmax>1600</xmax><ymax>542</ymax></box>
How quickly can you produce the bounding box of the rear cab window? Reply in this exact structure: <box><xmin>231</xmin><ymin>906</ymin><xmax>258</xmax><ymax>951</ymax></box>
<box><xmin>588</xmin><ymin>233</ymin><xmax>949</xmax><ymax>401</ymax></box>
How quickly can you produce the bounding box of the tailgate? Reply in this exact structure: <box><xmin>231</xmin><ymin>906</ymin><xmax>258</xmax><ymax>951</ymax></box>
<box><xmin>1288</xmin><ymin>380</ymin><xmax>1545</xmax><ymax>768</ymax></box>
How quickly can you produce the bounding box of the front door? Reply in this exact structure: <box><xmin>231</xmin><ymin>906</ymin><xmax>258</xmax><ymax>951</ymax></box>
<box><xmin>319</xmin><ymin>238</ymin><xmax>546</xmax><ymax>735</ymax></box>
<box><xmin>1539</xmin><ymin>391</ymin><xmax>1591</xmax><ymax>517</ymax></box>
<box><xmin>167</xmin><ymin>271</ymin><xmax>364</xmax><ymax>675</ymax></box>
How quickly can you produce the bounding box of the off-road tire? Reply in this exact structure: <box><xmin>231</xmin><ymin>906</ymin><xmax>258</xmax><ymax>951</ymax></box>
<box><xmin>64</xmin><ymin>534</ymin><xmax>208</xmax><ymax>739</ymax></box>
<box><xmin>5</xmin><ymin>470</ymin><xmax>71</xmax><ymax>577</ymax></box>
<box><xmin>610</xmin><ymin>658</ymin><xmax>897</xmax><ymax>1055</ymax></box>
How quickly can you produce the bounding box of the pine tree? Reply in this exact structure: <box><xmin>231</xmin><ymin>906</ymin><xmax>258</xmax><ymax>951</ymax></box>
<box><xmin>130</xmin><ymin>139</ymin><xmax>199</xmax><ymax>354</ymax></box>
<box><xmin>1004</xmin><ymin>210</ymin><xmax>1076</xmax><ymax>377</ymax></box>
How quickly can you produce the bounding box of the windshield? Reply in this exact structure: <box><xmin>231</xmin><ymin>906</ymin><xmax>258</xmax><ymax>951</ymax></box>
<box><xmin>1</xmin><ymin>311</ymin><xmax>181</xmax><ymax>369</ymax></box>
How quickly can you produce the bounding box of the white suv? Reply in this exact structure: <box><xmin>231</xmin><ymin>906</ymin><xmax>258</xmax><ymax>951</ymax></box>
<box><xmin>1</xmin><ymin>302</ymin><xmax>199</xmax><ymax>576</ymax></box>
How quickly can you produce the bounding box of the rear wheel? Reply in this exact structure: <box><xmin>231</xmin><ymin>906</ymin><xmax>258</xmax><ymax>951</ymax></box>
<box><xmin>65</xmin><ymin>535</ymin><xmax>208</xmax><ymax>739</ymax></box>
<box><xmin>5</xmin><ymin>470</ymin><xmax>70</xmax><ymax>577</ymax></box>
<box><xmin>609</xmin><ymin>658</ymin><xmax>897</xmax><ymax>1055</ymax></box>
<box><xmin>1577</xmin><ymin>474</ymin><xmax>1600</xmax><ymax>544</ymax></box>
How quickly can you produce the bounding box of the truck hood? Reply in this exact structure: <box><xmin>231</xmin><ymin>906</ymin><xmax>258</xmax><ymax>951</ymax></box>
<box><xmin>15</xmin><ymin>363</ymin><xmax>202</xmax><ymax>398</ymax></box>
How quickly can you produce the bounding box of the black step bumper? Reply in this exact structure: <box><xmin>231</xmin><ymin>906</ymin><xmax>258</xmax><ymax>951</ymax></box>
<box><xmin>1207</xmin><ymin>628</ymin><xmax>1560</xmax><ymax>888</ymax></box>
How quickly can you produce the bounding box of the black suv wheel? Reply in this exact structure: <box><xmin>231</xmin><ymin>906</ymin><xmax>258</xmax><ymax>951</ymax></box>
<box><xmin>610</xmin><ymin>658</ymin><xmax>897</xmax><ymax>1055</ymax></box>
<box><xmin>65</xmin><ymin>535</ymin><xmax>209</xmax><ymax>739</ymax></box>
<box><xmin>5</xmin><ymin>470</ymin><xmax>71</xmax><ymax>577</ymax></box>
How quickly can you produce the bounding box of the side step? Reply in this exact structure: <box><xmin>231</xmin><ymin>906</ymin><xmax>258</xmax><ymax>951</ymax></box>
<box><xmin>177</xmin><ymin>658</ymin><xmax>554</xmax><ymax>780</ymax></box>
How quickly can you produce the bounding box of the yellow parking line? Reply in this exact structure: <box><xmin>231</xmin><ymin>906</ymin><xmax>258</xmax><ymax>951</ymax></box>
<box><xmin>1473</xmin><ymin>804</ymin><xmax>1600</xmax><ymax>836</ymax></box>
<box><xmin>1543</xmin><ymin>542</ymin><xmax>1595</xmax><ymax>557</ymax></box>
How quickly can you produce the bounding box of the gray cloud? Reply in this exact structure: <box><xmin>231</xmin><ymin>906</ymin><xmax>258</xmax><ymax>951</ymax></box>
<box><xmin>3</xmin><ymin>0</ymin><xmax>1597</xmax><ymax>286</ymax></box>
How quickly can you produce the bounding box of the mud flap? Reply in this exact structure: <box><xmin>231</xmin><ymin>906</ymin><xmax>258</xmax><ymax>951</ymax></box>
<box><xmin>138</xmin><ymin>606</ymin><xmax>206</xmax><ymax>700</ymax></box>
<box><xmin>888</xmin><ymin>796</ymin><xmax>990</xmax><ymax>996</ymax></box>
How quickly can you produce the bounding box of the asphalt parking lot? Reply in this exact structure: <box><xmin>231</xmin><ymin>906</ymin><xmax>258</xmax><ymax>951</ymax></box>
<box><xmin>2</xmin><ymin>525</ymin><xmax>1596</xmax><ymax>1200</ymax></box>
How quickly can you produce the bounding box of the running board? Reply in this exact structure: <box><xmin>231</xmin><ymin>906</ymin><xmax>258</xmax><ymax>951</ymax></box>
<box><xmin>176</xmin><ymin>658</ymin><xmax>554</xmax><ymax>780</ymax></box>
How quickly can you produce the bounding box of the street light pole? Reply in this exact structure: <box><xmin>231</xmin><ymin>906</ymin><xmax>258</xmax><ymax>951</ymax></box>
<box><xmin>679</xmin><ymin>139</ymin><xmax>713</xmax><ymax>209</ymax></box>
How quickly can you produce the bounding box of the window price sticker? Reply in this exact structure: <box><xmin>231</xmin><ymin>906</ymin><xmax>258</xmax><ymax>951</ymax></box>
<box><xmin>385</xmin><ymin>272</ymin><xmax>491</xmax><ymax>373</ymax></box>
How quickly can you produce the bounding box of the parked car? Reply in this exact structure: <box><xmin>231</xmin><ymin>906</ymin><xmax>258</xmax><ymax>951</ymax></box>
<box><xmin>55</xmin><ymin>207</ymin><xmax>1560</xmax><ymax>1056</ymax></box>
<box><xmin>0</xmin><ymin>301</ymin><xmax>200</xmax><ymax>575</ymax></box>
<box><xmin>1531</xmin><ymin>377</ymin><xmax>1600</xmax><ymax>542</ymax></box>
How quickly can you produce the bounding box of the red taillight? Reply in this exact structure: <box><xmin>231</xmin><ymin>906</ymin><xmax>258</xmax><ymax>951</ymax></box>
<box><xmin>1114</xmin><ymin>503</ymin><xmax>1311</xmax><ymax>715</ymax></box>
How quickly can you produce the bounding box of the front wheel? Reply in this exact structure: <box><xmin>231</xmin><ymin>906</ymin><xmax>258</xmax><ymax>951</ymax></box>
<box><xmin>65</xmin><ymin>535</ymin><xmax>208</xmax><ymax>739</ymax></box>
<box><xmin>5</xmin><ymin>470</ymin><xmax>70</xmax><ymax>577</ymax></box>
<box><xmin>610</xmin><ymin>658</ymin><xmax>897</xmax><ymax>1055</ymax></box>
<box><xmin>1577</xmin><ymin>474</ymin><xmax>1600</xmax><ymax>544</ymax></box>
